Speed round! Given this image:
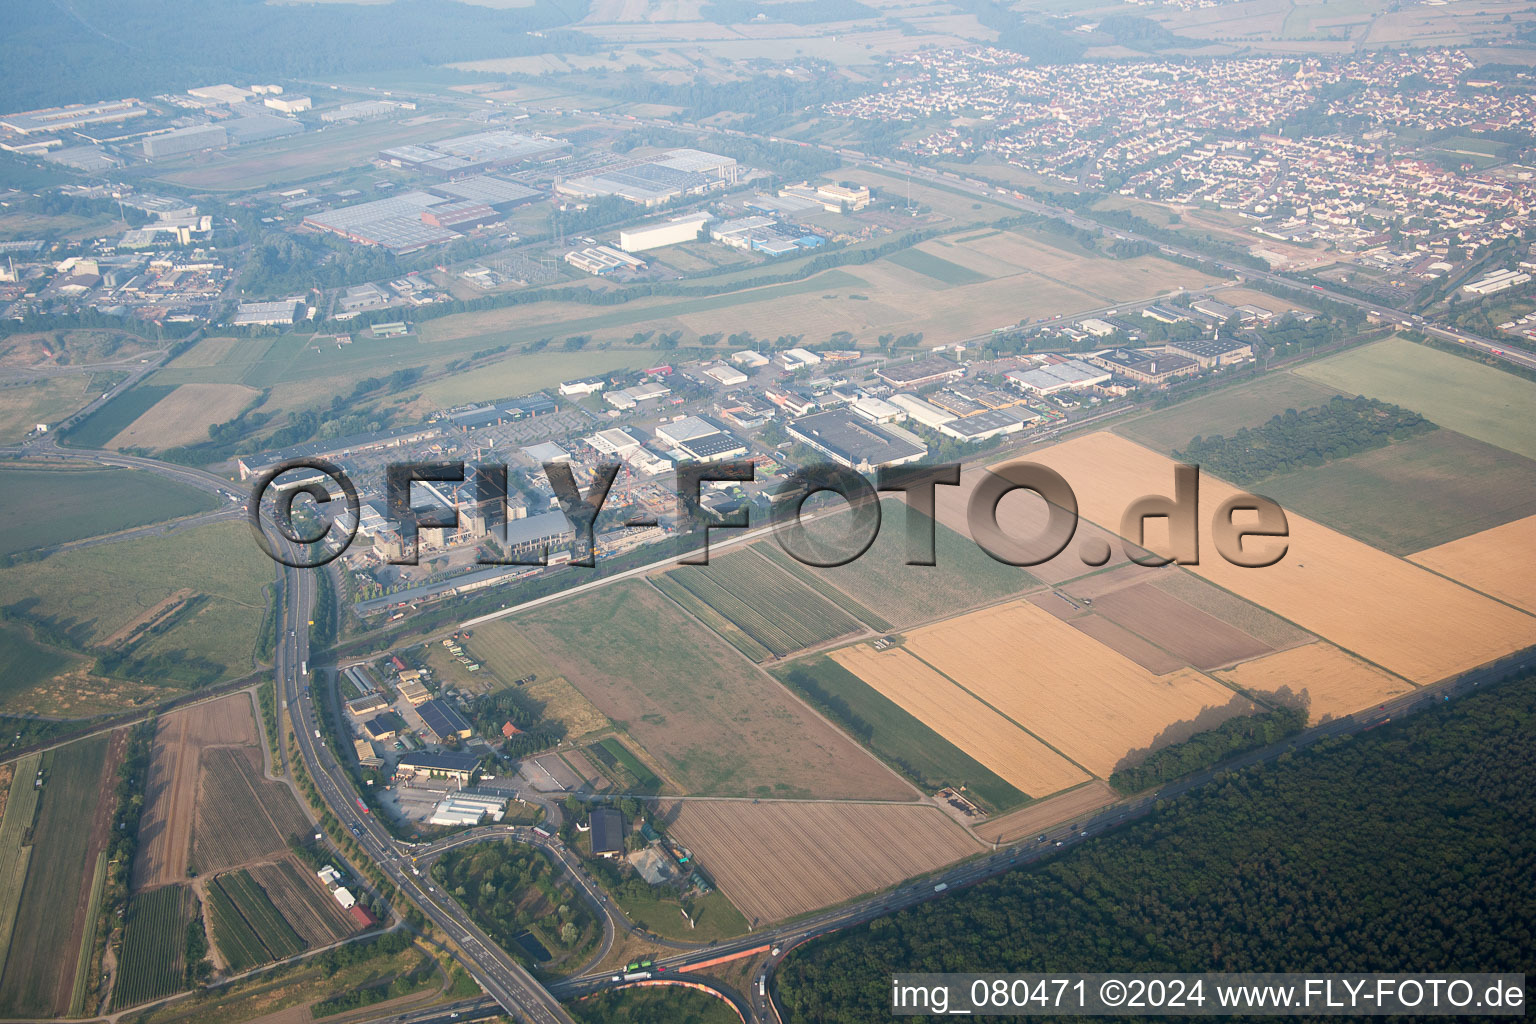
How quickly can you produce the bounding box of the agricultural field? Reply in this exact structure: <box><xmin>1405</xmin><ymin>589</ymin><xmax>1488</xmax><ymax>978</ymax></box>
<box><xmin>65</xmin><ymin>384</ymin><xmax>176</xmax><ymax>448</ymax></box>
<box><xmin>1251</xmin><ymin>427</ymin><xmax>1536</xmax><ymax>554</ymax></box>
<box><xmin>455</xmin><ymin>623</ymin><xmax>611</xmax><ymax>741</ymax></box>
<box><xmin>1217</xmin><ymin>643</ymin><xmax>1415</xmax><ymax>724</ymax></box>
<box><xmin>207</xmin><ymin>869</ymin><xmax>305</xmax><ymax>971</ymax></box>
<box><xmin>773</xmin><ymin>657</ymin><xmax>1027</xmax><ymax>813</ymax></box>
<box><xmin>112</xmin><ymin>884</ymin><xmax>195</xmax><ymax>1009</ymax></box>
<box><xmin>656</xmin><ymin>549</ymin><xmax>865</xmax><ymax>660</ymax></box>
<box><xmin>248</xmin><ymin>861</ymin><xmax>356</xmax><ymax>947</ymax></box>
<box><xmin>971</xmin><ymin>781</ymin><xmax>1120</xmax><ymax>846</ymax></box>
<box><xmin>105</xmin><ymin>383</ymin><xmax>262</xmax><ymax>450</ymax></box>
<box><xmin>1409</xmin><ymin>514</ymin><xmax>1536</xmax><ymax>615</ymax></box>
<box><xmin>191</xmin><ymin>747</ymin><xmax>310</xmax><ymax>876</ymax></box>
<box><xmin>0</xmin><ymin>731</ymin><xmax>120</xmax><ymax>1018</ymax></box>
<box><xmin>755</xmin><ymin>499</ymin><xmax>1040</xmax><ymax>630</ymax></box>
<box><xmin>0</xmin><ymin>375</ymin><xmax>93</xmax><ymax>443</ymax></box>
<box><xmin>654</xmin><ymin>799</ymin><xmax>981</xmax><ymax>924</ymax></box>
<box><xmin>1296</xmin><ymin>337</ymin><xmax>1536</xmax><ymax>460</ymax></box>
<box><xmin>0</xmin><ymin>465</ymin><xmax>217</xmax><ymax>557</ymax></box>
<box><xmin>831</xmin><ymin>645</ymin><xmax>1091</xmax><ymax>799</ymax></box>
<box><xmin>1014</xmin><ymin>431</ymin><xmax>1536</xmax><ymax>684</ymax></box>
<box><xmin>903</xmin><ymin>601</ymin><xmax>1255</xmax><ymax>777</ymax></box>
<box><xmin>885</xmin><ymin>247</ymin><xmax>990</xmax><ymax>286</ymax></box>
<box><xmin>1083</xmin><ymin>581</ymin><xmax>1278</xmax><ymax>670</ymax></box>
<box><xmin>509</xmin><ymin>579</ymin><xmax>913</xmax><ymax>799</ymax></box>
<box><xmin>133</xmin><ymin>693</ymin><xmax>263</xmax><ymax>890</ymax></box>
<box><xmin>1114</xmin><ymin>370</ymin><xmax>1344</xmax><ymax>454</ymax></box>
<box><xmin>0</xmin><ymin>753</ymin><xmax>42</xmax><ymax>979</ymax></box>
<box><xmin>0</xmin><ymin>521</ymin><xmax>273</xmax><ymax>699</ymax></box>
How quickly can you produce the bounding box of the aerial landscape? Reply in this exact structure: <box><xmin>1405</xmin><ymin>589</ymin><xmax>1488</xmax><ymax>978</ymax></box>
<box><xmin>0</xmin><ymin>0</ymin><xmax>1533</xmax><ymax>1020</ymax></box>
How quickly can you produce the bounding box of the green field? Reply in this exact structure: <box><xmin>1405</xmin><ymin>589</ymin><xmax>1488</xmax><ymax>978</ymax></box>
<box><xmin>206</xmin><ymin>885</ymin><xmax>269</xmax><ymax>973</ymax></box>
<box><xmin>592</xmin><ymin>737</ymin><xmax>660</xmax><ymax>790</ymax></box>
<box><xmin>213</xmin><ymin>870</ymin><xmax>305</xmax><ymax>963</ymax></box>
<box><xmin>570</xmin><ymin>984</ymin><xmax>741</xmax><ymax>1024</ymax></box>
<box><xmin>756</xmin><ymin>500</ymin><xmax>1040</xmax><ymax>630</ymax></box>
<box><xmin>1115</xmin><ymin>371</ymin><xmax>1346</xmax><ymax>454</ymax></box>
<box><xmin>0</xmin><ymin>466</ymin><xmax>218</xmax><ymax>557</ymax></box>
<box><xmin>1296</xmin><ymin>337</ymin><xmax>1536</xmax><ymax>460</ymax></box>
<box><xmin>64</xmin><ymin>385</ymin><xmax>176</xmax><ymax>449</ymax></box>
<box><xmin>112</xmin><ymin>884</ymin><xmax>193</xmax><ymax>1009</ymax></box>
<box><xmin>512</xmin><ymin>580</ymin><xmax>906</xmax><ymax>799</ymax></box>
<box><xmin>773</xmin><ymin>657</ymin><xmax>1027</xmax><ymax>813</ymax></box>
<box><xmin>0</xmin><ymin>625</ymin><xmax>79</xmax><ymax>707</ymax></box>
<box><xmin>1250</xmin><ymin>427</ymin><xmax>1536</xmax><ymax>554</ymax></box>
<box><xmin>886</xmin><ymin>247</ymin><xmax>990</xmax><ymax>285</ymax></box>
<box><xmin>658</xmin><ymin>549</ymin><xmax>865</xmax><ymax>660</ymax></box>
<box><xmin>0</xmin><ymin>521</ymin><xmax>272</xmax><ymax>692</ymax></box>
<box><xmin>0</xmin><ymin>753</ymin><xmax>42</xmax><ymax>977</ymax></box>
<box><xmin>0</xmin><ymin>734</ymin><xmax>111</xmax><ymax>1017</ymax></box>
<box><xmin>0</xmin><ymin>376</ymin><xmax>91</xmax><ymax>444</ymax></box>
<box><xmin>601</xmin><ymin>885</ymin><xmax>745</xmax><ymax>945</ymax></box>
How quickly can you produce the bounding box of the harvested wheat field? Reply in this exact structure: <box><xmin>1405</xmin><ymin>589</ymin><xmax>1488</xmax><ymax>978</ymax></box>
<box><xmin>1410</xmin><ymin>514</ymin><xmax>1536</xmax><ymax>615</ymax></box>
<box><xmin>905</xmin><ymin>601</ymin><xmax>1254</xmax><ymax>777</ymax></box>
<box><xmin>132</xmin><ymin>693</ymin><xmax>261</xmax><ymax>890</ymax></box>
<box><xmin>655</xmin><ymin>799</ymin><xmax>980</xmax><ymax>923</ymax></box>
<box><xmin>108</xmin><ymin>382</ymin><xmax>260</xmax><ymax>450</ymax></box>
<box><xmin>832</xmin><ymin>645</ymin><xmax>1091</xmax><ymax>798</ymax></box>
<box><xmin>1218</xmin><ymin>643</ymin><xmax>1417</xmax><ymax>724</ymax></box>
<box><xmin>1000</xmin><ymin>431</ymin><xmax>1536</xmax><ymax>684</ymax></box>
<box><xmin>973</xmin><ymin>781</ymin><xmax>1120</xmax><ymax>845</ymax></box>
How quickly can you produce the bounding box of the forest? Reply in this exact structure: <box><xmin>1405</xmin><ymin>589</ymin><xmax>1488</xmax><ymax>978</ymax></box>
<box><xmin>1173</xmin><ymin>396</ymin><xmax>1435</xmax><ymax>484</ymax></box>
<box><xmin>776</xmin><ymin>670</ymin><xmax>1536</xmax><ymax>1022</ymax></box>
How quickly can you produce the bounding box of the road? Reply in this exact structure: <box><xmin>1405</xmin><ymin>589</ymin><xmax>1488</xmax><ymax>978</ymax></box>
<box><xmin>270</xmin><ymin>548</ymin><xmax>579</xmax><ymax>1024</ymax></box>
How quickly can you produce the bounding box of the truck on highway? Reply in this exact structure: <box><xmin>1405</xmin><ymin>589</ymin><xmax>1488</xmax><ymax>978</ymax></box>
<box><xmin>356</xmin><ymin>798</ymin><xmax>370</xmax><ymax>815</ymax></box>
<box><xmin>314</xmin><ymin>729</ymin><xmax>322</xmax><ymax>738</ymax></box>
<box><xmin>934</xmin><ymin>882</ymin><xmax>949</xmax><ymax>892</ymax></box>
<box><xmin>622</xmin><ymin>972</ymin><xmax>651</xmax><ymax>982</ymax></box>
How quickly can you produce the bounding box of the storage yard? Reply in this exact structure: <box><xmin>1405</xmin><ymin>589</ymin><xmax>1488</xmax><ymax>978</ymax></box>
<box><xmin>654</xmin><ymin>799</ymin><xmax>980</xmax><ymax>924</ymax></box>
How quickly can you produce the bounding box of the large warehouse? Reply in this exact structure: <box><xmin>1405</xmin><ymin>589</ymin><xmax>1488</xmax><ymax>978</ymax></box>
<box><xmin>558</xmin><ymin>149</ymin><xmax>738</xmax><ymax>207</ymax></box>
<box><xmin>619</xmin><ymin>213</ymin><xmax>713</xmax><ymax>253</ymax></box>
<box><xmin>788</xmin><ymin>409</ymin><xmax>927</xmax><ymax>471</ymax></box>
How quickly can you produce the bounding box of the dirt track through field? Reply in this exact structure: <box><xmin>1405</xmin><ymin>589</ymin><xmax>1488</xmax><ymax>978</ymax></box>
<box><xmin>656</xmin><ymin>800</ymin><xmax>980</xmax><ymax>924</ymax></box>
<box><xmin>132</xmin><ymin>693</ymin><xmax>260</xmax><ymax>891</ymax></box>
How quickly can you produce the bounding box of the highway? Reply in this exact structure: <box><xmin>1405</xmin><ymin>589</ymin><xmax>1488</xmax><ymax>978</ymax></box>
<box><xmin>269</xmin><ymin>542</ymin><xmax>580</xmax><ymax>1024</ymax></box>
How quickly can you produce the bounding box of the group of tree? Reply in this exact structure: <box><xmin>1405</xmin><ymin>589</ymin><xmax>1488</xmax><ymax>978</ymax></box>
<box><xmin>1173</xmin><ymin>396</ymin><xmax>1436</xmax><ymax>484</ymax></box>
<box><xmin>432</xmin><ymin>840</ymin><xmax>595</xmax><ymax>958</ymax></box>
<box><xmin>1108</xmin><ymin>706</ymin><xmax>1306</xmax><ymax>794</ymax></box>
<box><xmin>776</xmin><ymin>670</ymin><xmax>1536</xmax><ymax>1021</ymax></box>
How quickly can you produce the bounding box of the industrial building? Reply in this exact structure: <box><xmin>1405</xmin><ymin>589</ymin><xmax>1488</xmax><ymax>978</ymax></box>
<box><xmin>655</xmin><ymin>416</ymin><xmax>723</xmax><ymax>448</ymax></box>
<box><xmin>1164</xmin><ymin>336</ymin><xmax>1254</xmax><ymax>368</ymax></box>
<box><xmin>1088</xmin><ymin>348</ymin><xmax>1200</xmax><ymax>385</ymax></box>
<box><xmin>875</xmin><ymin>357</ymin><xmax>966</xmax><ymax>388</ymax></box>
<box><xmin>780</xmin><ymin>181</ymin><xmax>872</xmax><ymax>212</ymax></box>
<box><xmin>379</xmin><ymin>130</ymin><xmax>569</xmax><ymax>177</ymax></box>
<box><xmin>265</xmin><ymin>95</ymin><xmax>312</xmax><ymax>114</ymax></box>
<box><xmin>710</xmin><ymin>215</ymin><xmax>822</xmax><ymax>255</ymax></box>
<box><xmin>142</xmin><ymin>124</ymin><xmax>228</xmax><ymax>159</ymax></box>
<box><xmin>395</xmin><ymin>751</ymin><xmax>480</xmax><ymax>783</ymax></box>
<box><xmin>418</xmin><ymin>699</ymin><xmax>474</xmax><ymax>744</ymax></box>
<box><xmin>889</xmin><ymin>393</ymin><xmax>955</xmax><ymax>430</ymax></box>
<box><xmin>1006</xmin><ymin>358</ymin><xmax>1112</xmax><ymax>395</ymax></box>
<box><xmin>1</xmin><ymin>99</ymin><xmax>147</xmax><ymax>135</ymax></box>
<box><xmin>788</xmin><ymin>409</ymin><xmax>927</xmax><ymax>471</ymax></box>
<box><xmin>302</xmin><ymin>192</ymin><xmax>462</xmax><ymax>253</ymax></box>
<box><xmin>1464</xmin><ymin>268</ymin><xmax>1532</xmax><ymax>295</ymax></box>
<box><xmin>231</xmin><ymin>297</ymin><xmax>303</xmax><ymax>326</ymax></box>
<box><xmin>499</xmin><ymin>510</ymin><xmax>576</xmax><ymax>561</ymax></box>
<box><xmin>558</xmin><ymin>149</ymin><xmax>737</xmax><ymax>207</ymax></box>
<box><xmin>429</xmin><ymin>790</ymin><xmax>508</xmax><ymax>826</ymax></box>
<box><xmin>938</xmin><ymin>408</ymin><xmax>1029</xmax><ymax>442</ymax></box>
<box><xmin>619</xmin><ymin>213</ymin><xmax>713</xmax><ymax>252</ymax></box>
<box><xmin>321</xmin><ymin>100</ymin><xmax>407</xmax><ymax>123</ymax></box>
<box><xmin>564</xmin><ymin>245</ymin><xmax>646</xmax><ymax>276</ymax></box>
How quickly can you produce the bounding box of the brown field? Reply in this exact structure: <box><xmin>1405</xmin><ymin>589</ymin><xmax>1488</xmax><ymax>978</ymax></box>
<box><xmin>1218</xmin><ymin>643</ymin><xmax>1416</xmax><ymax>723</ymax></box>
<box><xmin>249</xmin><ymin>860</ymin><xmax>355</xmax><ymax>946</ymax></box>
<box><xmin>133</xmin><ymin>693</ymin><xmax>261</xmax><ymax>890</ymax></box>
<box><xmin>998</xmin><ymin>431</ymin><xmax>1536</xmax><ymax>684</ymax></box>
<box><xmin>192</xmin><ymin>747</ymin><xmax>310</xmax><ymax>877</ymax></box>
<box><xmin>1088</xmin><ymin>582</ymin><xmax>1274</xmax><ymax>669</ymax></box>
<box><xmin>973</xmin><ymin>781</ymin><xmax>1120</xmax><ymax>846</ymax></box>
<box><xmin>1146</xmin><ymin>571</ymin><xmax>1314</xmax><ymax>651</ymax></box>
<box><xmin>1410</xmin><ymin>514</ymin><xmax>1536</xmax><ymax>615</ymax></box>
<box><xmin>1064</xmin><ymin>614</ymin><xmax>1187</xmax><ymax>676</ymax></box>
<box><xmin>107</xmin><ymin>383</ymin><xmax>260</xmax><ymax>450</ymax></box>
<box><xmin>832</xmin><ymin>645</ymin><xmax>1091</xmax><ymax>798</ymax></box>
<box><xmin>654</xmin><ymin>799</ymin><xmax>980</xmax><ymax>924</ymax></box>
<box><xmin>904</xmin><ymin>601</ymin><xmax>1254</xmax><ymax>777</ymax></box>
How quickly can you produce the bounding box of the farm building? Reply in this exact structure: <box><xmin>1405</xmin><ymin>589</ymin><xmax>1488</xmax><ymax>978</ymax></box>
<box><xmin>397</xmin><ymin>672</ymin><xmax>432</xmax><ymax>706</ymax></box>
<box><xmin>395</xmin><ymin>751</ymin><xmax>479</xmax><ymax>784</ymax></box>
<box><xmin>350</xmin><ymin>905</ymin><xmax>380</xmax><ymax>928</ymax></box>
<box><xmin>418</xmin><ymin>699</ymin><xmax>474</xmax><ymax>744</ymax></box>
<box><xmin>346</xmin><ymin>692</ymin><xmax>390</xmax><ymax>716</ymax></box>
<box><xmin>590</xmin><ymin>808</ymin><xmax>624</xmax><ymax>858</ymax></box>
<box><xmin>332</xmin><ymin>887</ymin><xmax>357</xmax><ymax>909</ymax></box>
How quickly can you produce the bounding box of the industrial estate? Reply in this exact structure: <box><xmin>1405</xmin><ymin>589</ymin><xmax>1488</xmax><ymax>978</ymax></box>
<box><xmin>2</xmin><ymin>0</ymin><xmax>1535</xmax><ymax>1021</ymax></box>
